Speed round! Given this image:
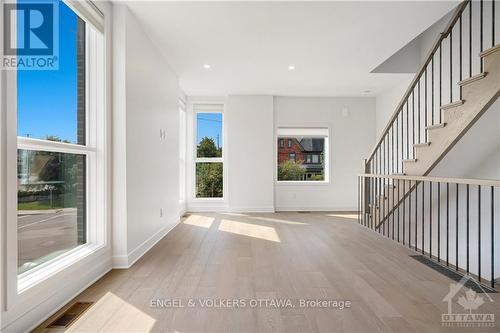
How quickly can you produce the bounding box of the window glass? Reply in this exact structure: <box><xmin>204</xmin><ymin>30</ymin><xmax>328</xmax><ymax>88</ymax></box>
<box><xmin>196</xmin><ymin>113</ymin><xmax>222</xmax><ymax>157</ymax></box>
<box><xmin>18</xmin><ymin>150</ymin><xmax>86</xmax><ymax>274</ymax></box>
<box><xmin>17</xmin><ymin>2</ymin><xmax>88</xmax><ymax>275</ymax></box>
<box><xmin>196</xmin><ymin>162</ymin><xmax>223</xmax><ymax>198</ymax></box>
<box><xmin>277</xmin><ymin>136</ymin><xmax>326</xmax><ymax>181</ymax></box>
<box><xmin>17</xmin><ymin>2</ymin><xmax>85</xmax><ymax>144</ymax></box>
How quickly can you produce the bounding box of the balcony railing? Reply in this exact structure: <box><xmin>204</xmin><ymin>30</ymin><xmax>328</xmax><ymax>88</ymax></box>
<box><xmin>357</xmin><ymin>173</ymin><xmax>499</xmax><ymax>290</ymax></box>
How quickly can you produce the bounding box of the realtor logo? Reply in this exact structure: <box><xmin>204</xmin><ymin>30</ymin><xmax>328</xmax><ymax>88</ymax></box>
<box><xmin>441</xmin><ymin>275</ymin><xmax>495</xmax><ymax>328</ymax></box>
<box><xmin>2</xmin><ymin>0</ymin><xmax>59</xmax><ymax>69</ymax></box>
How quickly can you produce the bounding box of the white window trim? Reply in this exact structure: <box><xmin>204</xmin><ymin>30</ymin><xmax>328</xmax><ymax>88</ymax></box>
<box><xmin>275</xmin><ymin>126</ymin><xmax>330</xmax><ymax>185</ymax></box>
<box><xmin>3</xmin><ymin>2</ymin><xmax>107</xmax><ymax>311</ymax></box>
<box><xmin>179</xmin><ymin>98</ymin><xmax>187</xmax><ymax>211</ymax></box>
<box><xmin>185</xmin><ymin>98</ymin><xmax>227</xmax><ymax>208</ymax></box>
<box><xmin>192</xmin><ymin>105</ymin><xmax>225</xmax><ymax>201</ymax></box>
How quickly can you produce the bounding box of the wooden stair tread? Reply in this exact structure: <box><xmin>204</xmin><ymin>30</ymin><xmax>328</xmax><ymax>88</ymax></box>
<box><xmin>426</xmin><ymin>123</ymin><xmax>446</xmax><ymax>130</ymax></box>
<box><xmin>414</xmin><ymin>142</ymin><xmax>431</xmax><ymax>147</ymax></box>
<box><xmin>440</xmin><ymin>100</ymin><xmax>465</xmax><ymax>110</ymax></box>
<box><xmin>458</xmin><ymin>72</ymin><xmax>487</xmax><ymax>86</ymax></box>
<box><xmin>479</xmin><ymin>43</ymin><xmax>500</xmax><ymax>58</ymax></box>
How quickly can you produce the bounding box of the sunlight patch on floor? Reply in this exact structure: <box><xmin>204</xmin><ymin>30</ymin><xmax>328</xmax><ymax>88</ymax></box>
<box><xmin>218</xmin><ymin>219</ymin><xmax>281</xmax><ymax>242</ymax></box>
<box><xmin>65</xmin><ymin>292</ymin><xmax>156</xmax><ymax>332</ymax></box>
<box><xmin>325</xmin><ymin>213</ymin><xmax>359</xmax><ymax>220</ymax></box>
<box><xmin>248</xmin><ymin>216</ymin><xmax>308</xmax><ymax>225</ymax></box>
<box><xmin>183</xmin><ymin>215</ymin><xmax>215</xmax><ymax>229</ymax></box>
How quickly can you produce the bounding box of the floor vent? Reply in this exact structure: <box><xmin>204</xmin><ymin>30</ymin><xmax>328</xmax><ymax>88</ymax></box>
<box><xmin>410</xmin><ymin>255</ymin><xmax>497</xmax><ymax>293</ymax></box>
<box><xmin>48</xmin><ymin>302</ymin><xmax>93</xmax><ymax>328</ymax></box>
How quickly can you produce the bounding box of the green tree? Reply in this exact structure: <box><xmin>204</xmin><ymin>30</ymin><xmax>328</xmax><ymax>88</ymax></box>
<box><xmin>278</xmin><ymin>160</ymin><xmax>305</xmax><ymax>181</ymax></box>
<box><xmin>196</xmin><ymin>163</ymin><xmax>223</xmax><ymax>198</ymax></box>
<box><xmin>197</xmin><ymin>137</ymin><xmax>221</xmax><ymax>158</ymax></box>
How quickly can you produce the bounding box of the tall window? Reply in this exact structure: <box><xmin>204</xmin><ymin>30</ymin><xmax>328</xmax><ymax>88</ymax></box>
<box><xmin>16</xmin><ymin>2</ymin><xmax>103</xmax><ymax>275</ymax></box>
<box><xmin>179</xmin><ymin>99</ymin><xmax>186</xmax><ymax>204</ymax></box>
<box><xmin>277</xmin><ymin>128</ymin><xmax>329</xmax><ymax>182</ymax></box>
<box><xmin>194</xmin><ymin>105</ymin><xmax>223</xmax><ymax>198</ymax></box>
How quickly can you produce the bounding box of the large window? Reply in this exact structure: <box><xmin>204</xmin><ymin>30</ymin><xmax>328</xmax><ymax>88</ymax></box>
<box><xmin>194</xmin><ymin>105</ymin><xmax>223</xmax><ymax>198</ymax></box>
<box><xmin>277</xmin><ymin>128</ymin><xmax>329</xmax><ymax>182</ymax></box>
<box><xmin>179</xmin><ymin>99</ymin><xmax>186</xmax><ymax>204</ymax></box>
<box><xmin>16</xmin><ymin>1</ymin><xmax>104</xmax><ymax>275</ymax></box>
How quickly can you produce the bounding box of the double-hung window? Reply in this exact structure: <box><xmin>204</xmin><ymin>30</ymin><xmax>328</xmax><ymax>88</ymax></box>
<box><xmin>13</xmin><ymin>0</ymin><xmax>105</xmax><ymax>280</ymax></box>
<box><xmin>194</xmin><ymin>104</ymin><xmax>224</xmax><ymax>198</ymax></box>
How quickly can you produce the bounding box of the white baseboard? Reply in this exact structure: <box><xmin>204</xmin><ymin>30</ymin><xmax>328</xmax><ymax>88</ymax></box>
<box><xmin>6</xmin><ymin>256</ymin><xmax>113</xmax><ymax>333</ymax></box>
<box><xmin>227</xmin><ymin>206</ymin><xmax>275</xmax><ymax>213</ymax></box>
<box><xmin>112</xmin><ymin>215</ymin><xmax>181</xmax><ymax>269</ymax></box>
<box><xmin>274</xmin><ymin>206</ymin><xmax>356</xmax><ymax>212</ymax></box>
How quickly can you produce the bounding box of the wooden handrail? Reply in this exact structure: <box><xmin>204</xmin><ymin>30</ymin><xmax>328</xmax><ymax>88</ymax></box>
<box><xmin>366</xmin><ymin>0</ymin><xmax>470</xmax><ymax>164</ymax></box>
<box><xmin>358</xmin><ymin>173</ymin><xmax>500</xmax><ymax>187</ymax></box>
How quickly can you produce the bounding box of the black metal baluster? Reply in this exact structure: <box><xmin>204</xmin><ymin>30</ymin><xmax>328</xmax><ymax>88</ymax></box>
<box><xmin>412</xmin><ymin>92</ymin><xmax>415</xmax><ymax>157</ymax></box>
<box><xmin>403</xmin><ymin>180</ymin><xmax>407</xmax><ymax>246</ymax></box>
<box><xmin>392</xmin><ymin>176</ymin><xmax>395</xmax><ymax>240</ymax></box>
<box><xmin>447</xmin><ymin>183</ymin><xmax>450</xmax><ymax>266</ymax></box>
<box><xmin>415</xmin><ymin>181</ymin><xmax>418</xmax><ymax>251</ymax></box>
<box><xmin>431</xmin><ymin>57</ymin><xmax>434</xmax><ymax>133</ymax></box>
<box><xmin>430</xmin><ymin>181</ymin><xmax>433</xmax><ymax>258</ymax></box>
<box><xmin>467</xmin><ymin>184</ymin><xmax>470</xmax><ymax>274</ymax></box>
<box><xmin>438</xmin><ymin>182</ymin><xmax>441</xmax><ymax>262</ymax></box>
<box><xmin>470</xmin><ymin>1</ymin><xmax>472</xmax><ymax>78</ymax></box>
<box><xmin>425</xmin><ymin>69</ymin><xmax>428</xmax><ymax>142</ymax></box>
<box><xmin>396</xmin><ymin>115</ymin><xmax>399</xmax><ymax>173</ymax></box>
<box><xmin>422</xmin><ymin>181</ymin><xmax>425</xmax><ymax>255</ymax></box>
<box><xmin>406</xmin><ymin>101</ymin><xmax>409</xmax><ymax>159</ymax></box>
<box><xmin>439</xmin><ymin>45</ymin><xmax>442</xmax><ymax>123</ymax></box>
<box><xmin>456</xmin><ymin>183</ymin><xmax>459</xmax><ymax>271</ymax></box>
<box><xmin>491</xmin><ymin>186</ymin><xmax>495</xmax><ymax>289</ymax></box>
<box><xmin>478</xmin><ymin>185</ymin><xmax>481</xmax><ymax>282</ymax></box>
<box><xmin>450</xmin><ymin>29</ymin><xmax>453</xmax><ymax>103</ymax></box>
<box><xmin>493</xmin><ymin>0</ymin><xmax>496</xmax><ymax>46</ymax></box>
<box><xmin>398</xmin><ymin>179</ymin><xmax>401</xmax><ymax>243</ymax></box>
<box><xmin>418</xmin><ymin>80</ymin><xmax>421</xmax><ymax>144</ymax></box>
<box><xmin>480</xmin><ymin>0</ymin><xmax>484</xmax><ymax>72</ymax></box>
<box><xmin>460</xmin><ymin>14</ymin><xmax>463</xmax><ymax>100</ymax></box>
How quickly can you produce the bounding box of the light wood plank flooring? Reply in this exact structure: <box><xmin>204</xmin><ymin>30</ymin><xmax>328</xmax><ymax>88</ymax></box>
<box><xmin>35</xmin><ymin>212</ymin><xmax>500</xmax><ymax>332</ymax></box>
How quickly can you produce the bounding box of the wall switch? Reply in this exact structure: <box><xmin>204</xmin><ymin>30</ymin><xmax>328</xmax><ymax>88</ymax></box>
<box><xmin>160</xmin><ymin>208</ymin><xmax>164</xmax><ymax>217</ymax></box>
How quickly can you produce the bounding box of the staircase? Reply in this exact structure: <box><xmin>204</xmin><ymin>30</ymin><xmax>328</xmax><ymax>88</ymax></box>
<box><xmin>364</xmin><ymin>0</ymin><xmax>500</xmax><ymax>229</ymax></box>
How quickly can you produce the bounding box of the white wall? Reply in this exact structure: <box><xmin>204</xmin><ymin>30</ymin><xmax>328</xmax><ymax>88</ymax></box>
<box><xmin>112</xmin><ymin>5</ymin><xmax>182</xmax><ymax>267</ymax></box>
<box><xmin>375</xmin><ymin>74</ymin><xmax>413</xmax><ymax>138</ymax></box>
<box><xmin>226</xmin><ymin>96</ymin><xmax>275</xmax><ymax>212</ymax></box>
<box><xmin>274</xmin><ymin>97</ymin><xmax>376</xmax><ymax>211</ymax></box>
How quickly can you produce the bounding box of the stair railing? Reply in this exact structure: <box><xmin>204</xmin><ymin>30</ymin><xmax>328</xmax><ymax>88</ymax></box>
<box><xmin>357</xmin><ymin>173</ymin><xmax>499</xmax><ymax>290</ymax></box>
<box><xmin>366</xmin><ymin>0</ymin><xmax>497</xmax><ymax>177</ymax></box>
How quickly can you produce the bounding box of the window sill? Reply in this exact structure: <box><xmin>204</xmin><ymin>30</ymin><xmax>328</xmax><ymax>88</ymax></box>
<box><xmin>17</xmin><ymin>242</ymin><xmax>105</xmax><ymax>293</ymax></box>
<box><xmin>275</xmin><ymin>181</ymin><xmax>330</xmax><ymax>186</ymax></box>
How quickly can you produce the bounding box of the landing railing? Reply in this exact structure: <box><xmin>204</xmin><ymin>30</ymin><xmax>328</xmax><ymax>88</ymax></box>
<box><xmin>366</xmin><ymin>0</ymin><xmax>497</xmax><ymax>176</ymax></box>
<box><xmin>357</xmin><ymin>174</ymin><xmax>499</xmax><ymax>290</ymax></box>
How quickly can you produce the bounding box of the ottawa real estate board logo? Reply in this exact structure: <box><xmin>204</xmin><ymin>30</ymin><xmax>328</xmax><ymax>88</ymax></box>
<box><xmin>442</xmin><ymin>275</ymin><xmax>495</xmax><ymax>328</ymax></box>
<box><xmin>2</xmin><ymin>0</ymin><xmax>59</xmax><ymax>70</ymax></box>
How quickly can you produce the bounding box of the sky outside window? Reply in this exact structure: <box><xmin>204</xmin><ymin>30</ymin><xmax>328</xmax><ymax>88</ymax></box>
<box><xmin>17</xmin><ymin>1</ymin><xmax>78</xmax><ymax>143</ymax></box>
<box><xmin>196</xmin><ymin>113</ymin><xmax>223</xmax><ymax>148</ymax></box>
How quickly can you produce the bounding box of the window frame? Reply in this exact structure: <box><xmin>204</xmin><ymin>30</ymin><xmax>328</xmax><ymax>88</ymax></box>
<box><xmin>192</xmin><ymin>104</ymin><xmax>225</xmax><ymax>200</ymax></box>
<box><xmin>3</xmin><ymin>1</ymin><xmax>107</xmax><ymax>308</ymax></box>
<box><xmin>275</xmin><ymin>127</ymin><xmax>330</xmax><ymax>185</ymax></box>
<box><xmin>179</xmin><ymin>98</ymin><xmax>187</xmax><ymax>208</ymax></box>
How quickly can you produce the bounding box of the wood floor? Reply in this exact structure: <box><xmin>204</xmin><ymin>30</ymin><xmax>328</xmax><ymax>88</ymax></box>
<box><xmin>36</xmin><ymin>212</ymin><xmax>500</xmax><ymax>332</ymax></box>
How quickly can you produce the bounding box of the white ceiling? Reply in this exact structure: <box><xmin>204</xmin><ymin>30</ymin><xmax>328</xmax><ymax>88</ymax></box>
<box><xmin>121</xmin><ymin>1</ymin><xmax>459</xmax><ymax>97</ymax></box>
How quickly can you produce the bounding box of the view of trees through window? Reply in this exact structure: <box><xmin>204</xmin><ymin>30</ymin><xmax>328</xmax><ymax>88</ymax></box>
<box><xmin>195</xmin><ymin>112</ymin><xmax>223</xmax><ymax>198</ymax></box>
<box><xmin>277</xmin><ymin>137</ymin><xmax>326</xmax><ymax>181</ymax></box>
